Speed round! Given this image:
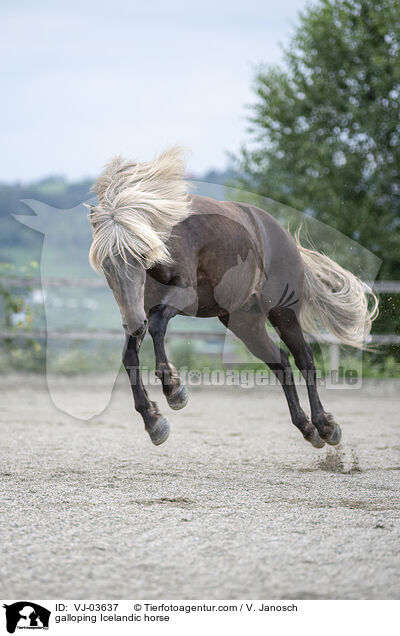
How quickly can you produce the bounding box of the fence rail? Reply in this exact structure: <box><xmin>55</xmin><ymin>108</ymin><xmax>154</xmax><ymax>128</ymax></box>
<box><xmin>2</xmin><ymin>277</ymin><xmax>400</xmax><ymax>293</ymax></box>
<box><xmin>0</xmin><ymin>277</ymin><xmax>399</xmax><ymax>373</ymax></box>
<box><xmin>0</xmin><ymin>276</ymin><xmax>108</xmax><ymax>289</ymax></box>
<box><xmin>0</xmin><ymin>329</ymin><xmax>399</xmax><ymax>345</ymax></box>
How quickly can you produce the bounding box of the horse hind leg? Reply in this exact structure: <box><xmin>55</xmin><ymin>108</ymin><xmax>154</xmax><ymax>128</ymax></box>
<box><xmin>219</xmin><ymin>308</ymin><xmax>325</xmax><ymax>448</ymax></box>
<box><xmin>269</xmin><ymin>306</ymin><xmax>341</xmax><ymax>445</ymax></box>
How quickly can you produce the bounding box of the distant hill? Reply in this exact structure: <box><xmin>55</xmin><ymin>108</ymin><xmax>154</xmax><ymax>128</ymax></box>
<box><xmin>200</xmin><ymin>168</ymin><xmax>237</xmax><ymax>186</ymax></box>
<box><xmin>0</xmin><ymin>168</ymin><xmax>237</xmax><ymax>264</ymax></box>
<box><xmin>0</xmin><ymin>177</ymin><xmax>93</xmax><ymax>263</ymax></box>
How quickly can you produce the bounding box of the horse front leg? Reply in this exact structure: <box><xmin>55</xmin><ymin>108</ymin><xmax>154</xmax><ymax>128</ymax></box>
<box><xmin>148</xmin><ymin>304</ymin><xmax>189</xmax><ymax>410</ymax></box>
<box><xmin>122</xmin><ymin>333</ymin><xmax>170</xmax><ymax>445</ymax></box>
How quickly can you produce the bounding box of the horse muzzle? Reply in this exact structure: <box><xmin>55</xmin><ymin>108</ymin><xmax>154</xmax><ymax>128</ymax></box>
<box><xmin>123</xmin><ymin>319</ymin><xmax>148</xmax><ymax>338</ymax></box>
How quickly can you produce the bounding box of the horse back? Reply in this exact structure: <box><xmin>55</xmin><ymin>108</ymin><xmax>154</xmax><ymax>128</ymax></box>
<box><xmin>147</xmin><ymin>194</ymin><xmax>303</xmax><ymax>317</ymax></box>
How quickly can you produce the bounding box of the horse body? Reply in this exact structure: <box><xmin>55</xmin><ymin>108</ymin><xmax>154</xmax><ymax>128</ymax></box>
<box><xmin>145</xmin><ymin>194</ymin><xmax>303</xmax><ymax>320</ymax></box>
<box><xmin>88</xmin><ymin>147</ymin><xmax>378</xmax><ymax>450</ymax></box>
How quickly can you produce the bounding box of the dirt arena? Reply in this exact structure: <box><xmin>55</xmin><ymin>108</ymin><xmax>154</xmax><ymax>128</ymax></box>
<box><xmin>0</xmin><ymin>373</ymin><xmax>399</xmax><ymax>599</ymax></box>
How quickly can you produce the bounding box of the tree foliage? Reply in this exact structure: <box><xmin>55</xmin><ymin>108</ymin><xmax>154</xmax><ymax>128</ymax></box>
<box><xmin>238</xmin><ymin>0</ymin><xmax>400</xmax><ymax>280</ymax></box>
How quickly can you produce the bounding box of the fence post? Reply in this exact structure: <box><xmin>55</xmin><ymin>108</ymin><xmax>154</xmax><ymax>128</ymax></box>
<box><xmin>329</xmin><ymin>343</ymin><xmax>340</xmax><ymax>377</ymax></box>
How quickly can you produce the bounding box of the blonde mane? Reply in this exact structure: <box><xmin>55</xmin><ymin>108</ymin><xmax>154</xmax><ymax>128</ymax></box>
<box><xmin>89</xmin><ymin>145</ymin><xmax>191</xmax><ymax>270</ymax></box>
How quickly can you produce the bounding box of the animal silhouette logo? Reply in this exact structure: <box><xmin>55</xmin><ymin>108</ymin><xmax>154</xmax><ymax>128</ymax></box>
<box><xmin>2</xmin><ymin>602</ymin><xmax>50</xmax><ymax>633</ymax></box>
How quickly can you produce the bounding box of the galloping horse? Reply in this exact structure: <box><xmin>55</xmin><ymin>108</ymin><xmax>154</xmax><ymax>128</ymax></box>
<box><xmin>88</xmin><ymin>147</ymin><xmax>378</xmax><ymax>449</ymax></box>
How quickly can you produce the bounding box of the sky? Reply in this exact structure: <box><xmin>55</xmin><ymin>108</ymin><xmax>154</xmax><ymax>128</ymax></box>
<box><xmin>1</xmin><ymin>0</ymin><xmax>310</xmax><ymax>182</ymax></box>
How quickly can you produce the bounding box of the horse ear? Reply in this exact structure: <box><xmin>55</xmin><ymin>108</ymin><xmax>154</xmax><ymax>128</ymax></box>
<box><xmin>83</xmin><ymin>202</ymin><xmax>97</xmax><ymax>218</ymax></box>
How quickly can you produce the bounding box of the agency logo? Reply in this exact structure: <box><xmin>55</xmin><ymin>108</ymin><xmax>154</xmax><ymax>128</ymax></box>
<box><xmin>2</xmin><ymin>603</ymin><xmax>50</xmax><ymax>633</ymax></box>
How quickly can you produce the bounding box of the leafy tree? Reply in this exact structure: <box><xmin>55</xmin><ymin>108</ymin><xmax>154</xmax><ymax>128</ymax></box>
<box><xmin>0</xmin><ymin>261</ymin><xmax>45</xmax><ymax>371</ymax></box>
<box><xmin>238</xmin><ymin>0</ymin><xmax>400</xmax><ymax>282</ymax></box>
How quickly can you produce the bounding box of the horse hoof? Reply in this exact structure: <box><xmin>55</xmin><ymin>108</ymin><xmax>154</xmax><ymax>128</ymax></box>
<box><xmin>326</xmin><ymin>423</ymin><xmax>342</xmax><ymax>446</ymax></box>
<box><xmin>310</xmin><ymin>428</ymin><xmax>326</xmax><ymax>449</ymax></box>
<box><xmin>167</xmin><ymin>384</ymin><xmax>189</xmax><ymax>411</ymax></box>
<box><xmin>147</xmin><ymin>416</ymin><xmax>170</xmax><ymax>446</ymax></box>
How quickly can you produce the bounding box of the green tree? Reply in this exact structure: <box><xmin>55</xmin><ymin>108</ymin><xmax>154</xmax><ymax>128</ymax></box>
<box><xmin>238</xmin><ymin>0</ymin><xmax>400</xmax><ymax>280</ymax></box>
<box><xmin>0</xmin><ymin>261</ymin><xmax>44</xmax><ymax>371</ymax></box>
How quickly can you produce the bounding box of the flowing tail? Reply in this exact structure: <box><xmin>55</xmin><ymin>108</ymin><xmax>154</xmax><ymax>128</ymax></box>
<box><xmin>296</xmin><ymin>236</ymin><xmax>379</xmax><ymax>349</ymax></box>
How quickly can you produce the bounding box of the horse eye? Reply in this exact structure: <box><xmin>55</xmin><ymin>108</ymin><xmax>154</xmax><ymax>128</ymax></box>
<box><xmin>102</xmin><ymin>257</ymin><xmax>113</xmax><ymax>272</ymax></box>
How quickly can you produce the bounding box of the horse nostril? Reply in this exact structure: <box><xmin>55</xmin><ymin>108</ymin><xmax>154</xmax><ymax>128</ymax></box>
<box><xmin>134</xmin><ymin>324</ymin><xmax>146</xmax><ymax>337</ymax></box>
<box><xmin>122</xmin><ymin>321</ymin><xmax>147</xmax><ymax>336</ymax></box>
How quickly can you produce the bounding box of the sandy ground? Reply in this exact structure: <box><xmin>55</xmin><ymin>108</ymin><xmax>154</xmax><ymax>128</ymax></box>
<box><xmin>0</xmin><ymin>373</ymin><xmax>399</xmax><ymax>600</ymax></box>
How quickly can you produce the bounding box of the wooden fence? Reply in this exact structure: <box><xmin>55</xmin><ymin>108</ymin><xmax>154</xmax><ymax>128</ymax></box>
<box><xmin>1</xmin><ymin>277</ymin><xmax>399</xmax><ymax>372</ymax></box>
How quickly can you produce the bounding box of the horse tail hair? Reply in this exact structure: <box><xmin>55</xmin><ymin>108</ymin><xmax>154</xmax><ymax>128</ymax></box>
<box><xmin>295</xmin><ymin>234</ymin><xmax>379</xmax><ymax>349</ymax></box>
